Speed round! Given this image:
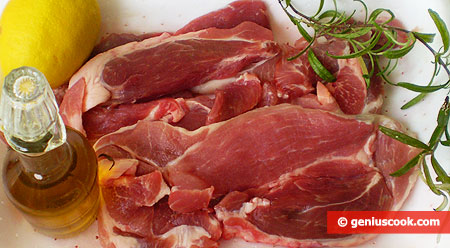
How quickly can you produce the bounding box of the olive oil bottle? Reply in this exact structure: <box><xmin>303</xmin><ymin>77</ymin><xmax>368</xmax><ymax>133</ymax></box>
<box><xmin>0</xmin><ymin>66</ymin><xmax>99</xmax><ymax>238</ymax></box>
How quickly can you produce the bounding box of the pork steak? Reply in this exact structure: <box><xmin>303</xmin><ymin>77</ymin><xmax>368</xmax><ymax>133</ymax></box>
<box><xmin>94</xmin><ymin>104</ymin><xmax>419</xmax><ymax>247</ymax></box>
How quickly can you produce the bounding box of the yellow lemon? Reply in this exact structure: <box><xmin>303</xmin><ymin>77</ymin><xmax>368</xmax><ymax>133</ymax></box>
<box><xmin>0</xmin><ymin>0</ymin><xmax>101</xmax><ymax>88</ymax></box>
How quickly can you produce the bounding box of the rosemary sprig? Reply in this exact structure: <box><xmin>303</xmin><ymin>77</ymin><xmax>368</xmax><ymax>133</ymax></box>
<box><xmin>279</xmin><ymin>0</ymin><xmax>450</xmax><ymax>210</ymax></box>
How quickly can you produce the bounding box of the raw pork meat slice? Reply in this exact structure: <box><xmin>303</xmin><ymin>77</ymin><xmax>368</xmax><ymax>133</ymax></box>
<box><xmin>175</xmin><ymin>0</ymin><xmax>270</xmax><ymax>35</ymax></box>
<box><xmin>206</xmin><ymin>73</ymin><xmax>262</xmax><ymax>125</ymax></box>
<box><xmin>162</xmin><ymin>105</ymin><xmax>411</xmax><ymax>196</ymax></box>
<box><xmin>60</xmin><ymin>78</ymin><xmax>86</xmax><ymax>135</ymax></box>
<box><xmin>273</xmin><ymin>44</ymin><xmax>315</xmax><ymax>100</ymax></box>
<box><xmin>94</xmin><ymin>104</ymin><xmax>419</xmax><ymax>247</ymax></box>
<box><xmin>83</xmin><ymin>98</ymin><xmax>187</xmax><ymax>141</ymax></box>
<box><xmin>173</xmin><ymin>95</ymin><xmax>215</xmax><ymax>131</ymax></box>
<box><xmin>99</xmin><ymin>22</ymin><xmax>276</xmax><ymax>104</ymax></box>
<box><xmin>82</xmin><ymin>69</ymin><xmax>265</xmax><ymax>141</ymax></box>
<box><xmin>98</xmin><ymin>170</ymin><xmax>221</xmax><ymax>248</ymax></box>
<box><xmin>214</xmin><ymin>118</ymin><xmax>418</xmax><ymax>248</ymax></box>
<box><xmin>363</xmin><ymin>68</ymin><xmax>385</xmax><ymax>114</ymax></box>
<box><xmin>168</xmin><ymin>186</ymin><xmax>214</xmax><ymax>213</ymax></box>
<box><xmin>327</xmin><ymin>57</ymin><xmax>367</xmax><ymax>114</ymax></box>
<box><xmin>214</xmin><ymin>160</ymin><xmax>390</xmax><ymax>247</ymax></box>
<box><xmin>95</xmin><ymin>121</ymin><xmax>210</xmax><ymax>168</ymax></box>
<box><xmin>60</xmin><ymin>21</ymin><xmax>279</xmax><ymax>134</ymax></box>
<box><xmin>90</xmin><ymin>0</ymin><xmax>270</xmax><ymax>58</ymax></box>
<box><xmin>374</xmin><ymin>117</ymin><xmax>420</xmax><ymax>210</ymax></box>
<box><xmin>91</xmin><ymin>32</ymin><xmax>165</xmax><ymax>57</ymax></box>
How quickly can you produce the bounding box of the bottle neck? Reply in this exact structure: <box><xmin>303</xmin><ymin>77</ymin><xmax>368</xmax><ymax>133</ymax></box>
<box><xmin>0</xmin><ymin>66</ymin><xmax>66</xmax><ymax>155</ymax></box>
<box><xmin>18</xmin><ymin>142</ymin><xmax>74</xmax><ymax>185</ymax></box>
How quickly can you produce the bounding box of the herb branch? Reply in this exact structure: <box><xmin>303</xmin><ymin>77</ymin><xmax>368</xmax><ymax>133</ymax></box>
<box><xmin>279</xmin><ymin>0</ymin><xmax>450</xmax><ymax>210</ymax></box>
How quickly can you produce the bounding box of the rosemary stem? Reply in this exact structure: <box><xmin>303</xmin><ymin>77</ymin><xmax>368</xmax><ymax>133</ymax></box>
<box><xmin>414</xmin><ymin>35</ymin><xmax>450</xmax><ymax>77</ymax></box>
<box><xmin>279</xmin><ymin>0</ymin><xmax>318</xmax><ymax>24</ymax></box>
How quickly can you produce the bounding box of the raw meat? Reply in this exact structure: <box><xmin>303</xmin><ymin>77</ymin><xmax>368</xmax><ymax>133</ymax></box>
<box><xmin>91</xmin><ymin>33</ymin><xmax>165</xmax><ymax>56</ymax></box>
<box><xmin>206</xmin><ymin>73</ymin><xmax>262</xmax><ymax>124</ymax></box>
<box><xmin>173</xmin><ymin>95</ymin><xmax>215</xmax><ymax>131</ymax></box>
<box><xmin>60</xmin><ymin>21</ymin><xmax>279</xmax><ymax>135</ymax></box>
<box><xmin>213</xmin><ymin>116</ymin><xmax>418</xmax><ymax>248</ymax></box>
<box><xmin>94</xmin><ymin>104</ymin><xmax>419</xmax><ymax>247</ymax></box>
<box><xmin>57</xmin><ymin>1</ymin><xmax>420</xmax><ymax>247</ymax></box>
<box><xmin>327</xmin><ymin>57</ymin><xmax>367</xmax><ymax>114</ymax></box>
<box><xmin>273</xmin><ymin>43</ymin><xmax>315</xmax><ymax>101</ymax></box>
<box><xmin>99</xmin><ymin>21</ymin><xmax>276</xmax><ymax>104</ymax></box>
<box><xmin>98</xmin><ymin>170</ymin><xmax>221</xmax><ymax>248</ymax></box>
<box><xmin>168</xmin><ymin>187</ymin><xmax>214</xmax><ymax>213</ymax></box>
<box><xmin>175</xmin><ymin>0</ymin><xmax>271</xmax><ymax>34</ymax></box>
<box><xmin>90</xmin><ymin>0</ymin><xmax>270</xmax><ymax>56</ymax></box>
<box><xmin>83</xmin><ymin>98</ymin><xmax>188</xmax><ymax>140</ymax></box>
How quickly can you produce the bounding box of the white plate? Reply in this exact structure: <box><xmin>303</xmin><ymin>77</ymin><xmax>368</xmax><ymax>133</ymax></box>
<box><xmin>0</xmin><ymin>0</ymin><xmax>449</xmax><ymax>247</ymax></box>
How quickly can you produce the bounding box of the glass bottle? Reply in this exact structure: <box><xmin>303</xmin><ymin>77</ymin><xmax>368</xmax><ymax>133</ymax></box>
<box><xmin>0</xmin><ymin>66</ymin><xmax>99</xmax><ymax>238</ymax></box>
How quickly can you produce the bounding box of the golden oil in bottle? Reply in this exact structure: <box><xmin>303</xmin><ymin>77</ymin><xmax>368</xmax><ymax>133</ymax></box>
<box><xmin>0</xmin><ymin>66</ymin><xmax>100</xmax><ymax>238</ymax></box>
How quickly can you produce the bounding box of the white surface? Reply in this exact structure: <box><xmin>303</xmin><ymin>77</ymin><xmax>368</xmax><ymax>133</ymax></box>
<box><xmin>0</xmin><ymin>0</ymin><xmax>449</xmax><ymax>247</ymax></box>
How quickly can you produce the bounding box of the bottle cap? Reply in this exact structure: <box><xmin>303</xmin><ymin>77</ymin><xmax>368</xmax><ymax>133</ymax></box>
<box><xmin>0</xmin><ymin>66</ymin><xmax>66</xmax><ymax>154</ymax></box>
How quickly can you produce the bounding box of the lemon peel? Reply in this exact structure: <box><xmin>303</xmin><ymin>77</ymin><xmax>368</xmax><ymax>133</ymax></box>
<box><xmin>0</xmin><ymin>0</ymin><xmax>101</xmax><ymax>88</ymax></box>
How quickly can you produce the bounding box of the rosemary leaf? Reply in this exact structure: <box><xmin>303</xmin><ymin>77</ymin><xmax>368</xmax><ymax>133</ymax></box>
<box><xmin>445</xmin><ymin>127</ymin><xmax>450</xmax><ymax>141</ymax></box>
<box><xmin>401</xmin><ymin>93</ymin><xmax>426</xmax><ymax>109</ymax></box>
<box><xmin>295</xmin><ymin>19</ymin><xmax>313</xmax><ymax>42</ymax></box>
<box><xmin>401</xmin><ymin>57</ymin><xmax>441</xmax><ymax>109</ymax></box>
<box><xmin>329</xmin><ymin>32</ymin><xmax>380</xmax><ymax>59</ymax></box>
<box><xmin>386</xmin><ymin>59</ymin><xmax>399</xmax><ymax>76</ymax></box>
<box><xmin>437</xmin><ymin>96</ymin><xmax>450</xmax><ymax>127</ymax></box>
<box><xmin>413</xmin><ymin>32</ymin><xmax>436</xmax><ymax>43</ymax></box>
<box><xmin>423</xmin><ymin>159</ymin><xmax>442</xmax><ymax>195</ymax></box>
<box><xmin>434</xmin><ymin>194</ymin><xmax>449</xmax><ymax>211</ymax></box>
<box><xmin>397</xmin><ymin>82</ymin><xmax>447</xmax><ymax>93</ymax></box>
<box><xmin>353</xmin><ymin>0</ymin><xmax>368</xmax><ymax>23</ymax></box>
<box><xmin>331</xmin><ymin>0</ymin><xmax>338</xmax><ymax>23</ymax></box>
<box><xmin>357</xmin><ymin>56</ymin><xmax>370</xmax><ymax>87</ymax></box>
<box><xmin>441</xmin><ymin>140</ymin><xmax>450</xmax><ymax>146</ymax></box>
<box><xmin>337</xmin><ymin>10</ymin><xmax>357</xmax><ymax>25</ymax></box>
<box><xmin>375</xmin><ymin>58</ymin><xmax>397</xmax><ymax>86</ymax></box>
<box><xmin>368</xmin><ymin>8</ymin><xmax>394</xmax><ymax>24</ymax></box>
<box><xmin>382</xmin><ymin>39</ymin><xmax>416</xmax><ymax>59</ymax></box>
<box><xmin>327</xmin><ymin>43</ymin><xmax>372</xmax><ymax>58</ymax></box>
<box><xmin>308</xmin><ymin>49</ymin><xmax>336</xmax><ymax>82</ymax></box>
<box><xmin>318</xmin><ymin>10</ymin><xmax>342</xmax><ymax>22</ymax></box>
<box><xmin>327</xmin><ymin>27</ymin><xmax>372</xmax><ymax>39</ymax></box>
<box><xmin>312</xmin><ymin>0</ymin><xmax>325</xmax><ymax>18</ymax></box>
<box><xmin>428</xmin><ymin>9</ymin><xmax>450</xmax><ymax>53</ymax></box>
<box><xmin>318</xmin><ymin>10</ymin><xmax>336</xmax><ymax>19</ymax></box>
<box><xmin>372</xmin><ymin>36</ymin><xmax>396</xmax><ymax>53</ymax></box>
<box><xmin>429</xmin><ymin>125</ymin><xmax>445</xmax><ymax>150</ymax></box>
<box><xmin>428</xmin><ymin>98</ymin><xmax>450</xmax><ymax>147</ymax></box>
<box><xmin>390</xmin><ymin>152</ymin><xmax>423</xmax><ymax>177</ymax></box>
<box><xmin>365</xmin><ymin>53</ymin><xmax>376</xmax><ymax>85</ymax></box>
<box><xmin>381</xmin><ymin>29</ymin><xmax>404</xmax><ymax>46</ymax></box>
<box><xmin>431</xmin><ymin>155</ymin><xmax>450</xmax><ymax>183</ymax></box>
<box><xmin>376</xmin><ymin>56</ymin><xmax>393</xmax><ymax>75</ymax></box>
<box><xmin>379</xmin><ymin>126</ymin><xmax>430</xmax><ymax>149</ymax></box>
<box><xmin>288</xmin><ymin>34</ymin><xmax>316</xmax><ymax>60</ymax></box>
